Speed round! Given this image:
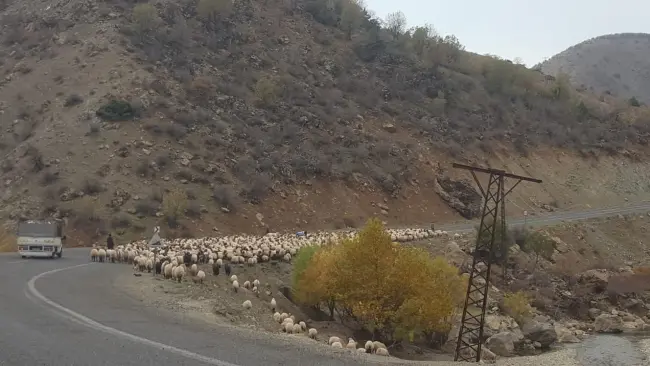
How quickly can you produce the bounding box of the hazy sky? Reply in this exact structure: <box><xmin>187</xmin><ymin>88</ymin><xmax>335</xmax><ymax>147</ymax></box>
<box><xmin>365</xmin><ymin>0</ymin><xmax>649</xmax><ymax>66</ymax></box>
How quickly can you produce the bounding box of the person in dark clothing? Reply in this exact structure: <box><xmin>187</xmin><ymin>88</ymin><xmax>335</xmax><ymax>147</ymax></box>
<box><xmin>106</xmin><ymin>233</ymin><xmax>114</xmax><ymax>250</ymax></box>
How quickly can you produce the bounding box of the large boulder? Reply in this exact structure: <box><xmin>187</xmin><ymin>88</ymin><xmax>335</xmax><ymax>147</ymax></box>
<box><xmin>433</xmin><ymin>176</ymin><xmax>481</xmax><ymax>219</ymax></box>
<box><xmin>486</xmin><ymin>331</ymin><xmax>523</xmax><ymax>356</ymax></box>
<box><xmin>593</xmin><ymin>314</ymin><xmax>624</xmax><ymax>333</ymax></box>
<box><xmin>521</xmin><ymin>319</ymin><xmax>557</xmax><ymax>348</ymax></box>
<box><xmin>554</xmin><ymin>325</ymin><xmax>581</xmax><ymax>343</ymax></box>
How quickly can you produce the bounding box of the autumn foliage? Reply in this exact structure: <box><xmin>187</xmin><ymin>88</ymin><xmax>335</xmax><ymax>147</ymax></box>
<box><xmin>0</xmin><ymin>225</ymin><xmax>13</xmax><ymax>253</ymax></box>
<box><xmin>292</xmin><ymin>218</ymin><xmax>466</xmax><ymax>343</ymax></box>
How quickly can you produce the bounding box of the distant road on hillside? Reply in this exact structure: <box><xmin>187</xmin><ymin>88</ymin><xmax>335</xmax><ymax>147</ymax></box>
<box><xmin>437</xmin><ymin>200</ymin><xmax>650</xmax><ymax>234</ymax></box>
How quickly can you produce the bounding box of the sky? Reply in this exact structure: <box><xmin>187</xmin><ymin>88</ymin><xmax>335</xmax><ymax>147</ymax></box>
<box><xmin>365</xmin><ymin>0</ymin><xmax>650</xmax><ymax>67</ymax></box>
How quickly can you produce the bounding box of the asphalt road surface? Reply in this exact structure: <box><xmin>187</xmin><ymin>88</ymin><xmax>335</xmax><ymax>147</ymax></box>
<box><xmin>2</xmin><ymin>201</ymin><xmax>650</xmax><ymax>366</ymax></box>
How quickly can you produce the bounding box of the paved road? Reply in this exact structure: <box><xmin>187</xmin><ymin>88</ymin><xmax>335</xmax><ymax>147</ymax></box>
<box><xmin>437</xmin><ymin>200</ymin><xmax>650</xmax><ymax>233</ymax></box>
<box><xmin>2</xmin><ymin>201</ymin><xmax>650</xmax><ymax>366</ymax></box>
<box><xmin>0</xmin><ymin>249</ymin><xmax>392</xmax><ymax>366</ymax></box>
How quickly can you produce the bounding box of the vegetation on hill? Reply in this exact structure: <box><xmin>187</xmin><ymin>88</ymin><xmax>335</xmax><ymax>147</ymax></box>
<box><xmin>1</xmin><ymin>0</ymin><xmax>650</xmax><ymax>239</ymax></box>
<box><xmin>538</xmin><ymin>33</ymin><xmax>650</xmax><ymax>105</ymax></box>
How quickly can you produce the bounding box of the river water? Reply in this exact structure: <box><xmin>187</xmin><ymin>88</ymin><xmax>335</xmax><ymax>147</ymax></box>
<box><xmin>573</xmin><ymin>333</ymin><xmax>648</xmax><ymax>366</ymax></box>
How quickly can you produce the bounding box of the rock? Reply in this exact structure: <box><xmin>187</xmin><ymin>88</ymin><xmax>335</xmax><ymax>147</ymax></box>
<box><xmin>483</xmin><ymin>315</ymin><xmax>522</xmax><ymax>339</ymax></box>
<box><xmin>588</xmin><ymin>308</ymin><xmax>602</xmax><ymax>320</ymax></box>
<box><xmin>486</xmin><ymin>331</ymin><xmax>522</xmax><ymax>356</ymax></box>
<box><xmin>433</xmin><ymin>176</ymin><xmax>482</xmax><ymax>219</ymax></box>
<box><xmin>180</xmin><ymin>158</ymin><xmax>190</xmax><ymax>166</ymax></box>
<box><xmin>533</xmin><ymin>341</ymin><xmax>542</xmax><ymax>348</ymax></box>
<box><xmin>593</xmin><ymin>314</ymin><xmax>624</xmax><ymax>333</ymax></box>
<box><xmin>381</xmin><ymin>123</ymin><xmax>396</xmax><ymax>133</ymax></box>
<box><xmin>481</xmin><ymin>347</ymin><xmax>497</xmax><ymax>363</ymax></box>
<box><xmin>521</xmin><ymin>319</ymin><xmax>557</xmax><ymax>348</ymax></box>
<box><xmin>554</xmin><ymin>325</ymin><xmax>581</xmax><ymax>343</ymax></box>
<box><xmin>220</xmin><ymin>207</ymin><xmax>230</xmax><ymax>213</ymax></box>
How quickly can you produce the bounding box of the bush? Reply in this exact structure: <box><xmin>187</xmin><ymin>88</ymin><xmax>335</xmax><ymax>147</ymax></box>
<box><xmin>502</xmin><ymin>291</ymin><xmax>532</xmax><ymax>324</ymax></box>
<box><xmin>212</xmin><ymin>184</ymin><xmax>237</xmax><ymax>210</ymax></box>
<box><xmin>64</xmin><ymin>93</ymin><xmax>84</xmax><ymax>107</ymax></box>
<box><xmin>81</xmin><ymin>179</ymin><xmax>103</xmax><ymax>195</ymax></box>
<box><xmin>293</xmin><ymin>218</ymin><xmax>466</xmax><ymax>342</ymax></box>
<box><xmin>475</xmin><ymin>218</ymin><xmax>513</xmax><ymax>265</ymax></box>
<box><xmin>162</xmin><ymin>188</ymin><xmax>187</xmax><ymax>227</ymax></box>
<box><xmin>520</xmin><ymin>230</ymin><xmax>556</xmax><ymax>268</ymax></box>
<box><xmin>96</xmin><ymin>100</ymin><xmax>138</xmax><ymax>121</ymax></box>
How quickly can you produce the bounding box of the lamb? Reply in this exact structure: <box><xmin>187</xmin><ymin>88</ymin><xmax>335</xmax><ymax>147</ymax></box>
<box><xmin>242</xmin><ymin>300</ymin><xmax>252</xmax><ymax>309</ymax></box>
<box><xmin>364</xmin><ymin>340</ymin><xmax>373</xmax><ymax>352</ymax></box>
<box><xmin>243</xmin><ymin>281</ymin><xmax>251</xmax><ymax>289</ymax></box>
<box><xmin>90</xmin><ymin>248</ymin><xmax>98</xmax><ymax>262</ymax></box>
<box><xmin>232</xmin><ymin>280</ymin><xmax>239</xmax><ymax>292</ymax></box>
<box><xmin>299</xmin><ymin>321</ymin><xmax>306</xmax><ymax>331</ymax></box>
<box><xmin>212</xmin><ymin>262</ymin><xmax>220</xmax><ymax>276</ymax></box>
<box><xmin>270</xmin><ymin>298</ymin><xmax>277</xmax><ymax>311</ymax></box>
<box><xmin>273</xmin><ymin>312</ymin><xmax>282</xmax><ymax>323</ymax></box>
<box><xmin>292</xmin><ymin>323</ymin><xmax>302</xmax><ymax>334</ymax></box>
<box><xmin>192</xmin><ymin>270</ymin><xmax>206</xmax><ymax>284</ymax></box>
<box><xmin>345</xmin><ymin>338</ymin><xmax>357</xmax><ymax>349</ymax></box>
<box><xmin>308</xmin><ymin>328</ymin><xmax>317</xmax><ymax>339</ymax></box>
<box><xmin>375</xmin><ymin>347</ymin><xmax>389</xmax><ymax>356</ymax></box>
<box><xmin>190</xmin><ymin>264</ymin><xmax>198</xmax><ymax>276</ymax></box>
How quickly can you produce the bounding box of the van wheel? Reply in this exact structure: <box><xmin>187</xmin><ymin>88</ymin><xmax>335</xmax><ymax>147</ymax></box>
<box><xmin>57</xmin><ymin>250</ymin><xmax>62</xmax><ymax>258</ymax></box>
<box><xmin>21</xmin><ymin>256</ymin><xmax>27</xmax><ymax>259</ymax></box>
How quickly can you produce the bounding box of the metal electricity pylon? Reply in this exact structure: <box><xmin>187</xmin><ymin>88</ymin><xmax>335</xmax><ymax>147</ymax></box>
<box><xmin>453</xmin><ymin>163</ymin><xmax>541</xmax><ymax>362</ymax></box>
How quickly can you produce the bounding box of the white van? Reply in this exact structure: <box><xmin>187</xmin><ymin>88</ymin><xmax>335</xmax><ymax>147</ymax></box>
<box><xmin>16</xmin><ymin>219</ymin><xmax>66</xmax><ymax>258</ymax></box>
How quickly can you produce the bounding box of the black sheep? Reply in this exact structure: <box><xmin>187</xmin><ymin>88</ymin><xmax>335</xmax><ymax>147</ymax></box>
<box><xmin>224</xmin><ymin>263</ymin><xmax>231</xmax><ymax>276</ymax></box>
<box><xmin>183</xmin><ymin>251</ymin><xmax>192</xmax><ymax>266</ymax></box>
<box><xmin>212</xmin><ymin>262</ymin><xmax>220</xmax><ymax>276</ymax></box>
<box><xmin>155</xmin><ymin>261</ymin><xmax>162</xmax><ymax>275</ymax></box>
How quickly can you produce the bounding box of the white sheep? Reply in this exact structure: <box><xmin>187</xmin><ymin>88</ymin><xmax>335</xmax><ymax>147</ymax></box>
<box><xmin>242</xmin><ymin>300</ymin><xmax>252</xmax><ymax>309</ymax></box>
<box><xmin>346</xmin><ymin>338</ymin><xmax>356</xmax><ymax>349</ymax></box>
<box><xmin>356</xmin><ymin>348</ymin><xmax>366</xmax><ymax>353</ymax></box>
<box><xmin>232</xmin><ymin>280</ymin><xmax>239</xmax><ymax>292</ymax></box>
<box><xmin>97</xmin><ymin>249</ymin><xmax>106</xmax><ymax>263</ymax></box>
<box><xmin>253</xmin><ymin>279</ymin><xmax>260</xmax><ymax>287</ymax></box>
<box><xmin>273</xmin><ymin>312</ymin><xmax>282</xmax><ymax>323</ymax></box>
<box><xmin>230</xmin><ymin>275</ymin><xmax>237</xmax><ymax>282</ymax></box>
<box><xmin>192</xmin><ymin>270</ymin><xmax>206</xmax><ymax>284</ymax></box>
<box><xmin>190</xmin><ymin>264</ymin><xmax>198</xmax><ymax>276</ymax></box>
<box><xmin>243</xmin><ymin>280</ymin><xmax>251</xmax><ymax>289</ymax></box>
<box><xmin>364</xmin><ymin>340</ymin><xmax>373</xmax><ymax>352</ymax></box>
<box><xmin>284</xmin><ymin>322</ymin><xmax>294</xmax><ymax>333</ymax></box>
<box><xmin>90</xmin><ymin>248</ymin><xmax>98</xmax><ymax>262</ymax></box>
<box><xmin>375</xmin><ymin>347</ymin><xmax>389</xmax><ymax>356</ymax></box>
<box><xmin>308</xmin><ymin>328</ymin><xmax>317</xmax><ymax>339</ymax></box>
<box><xmin>270</xmin><ymin>298</ymin><xmax>277</xmax><ymax>311</ymax></box>
<box><xmin>331</xmin><ymin>341</ymin><xmax>343</xmax><ymax>348</ymax></box>
<box><xmin>299</xmin><ymin>321</ymin><xmax>306</xmax><ymax>331</ymax></box>
<box><xmin>292</xmin><ymin>323</ymin><xmax>302</xmax><ymax>333</ymax></box>
<box><xmin>329</xmin><ymin>336</ymin><xmax>341</xmax><ymax>345</ymax></box>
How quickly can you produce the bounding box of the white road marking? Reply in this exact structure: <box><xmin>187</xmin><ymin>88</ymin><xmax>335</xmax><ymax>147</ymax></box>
<box><xmin>26</xmin><ymin>263</ymin><xmax>240</xmax><ymax>366</ymax></box>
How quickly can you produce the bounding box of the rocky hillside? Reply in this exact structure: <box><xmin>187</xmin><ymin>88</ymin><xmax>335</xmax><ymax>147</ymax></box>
<box><xmin>2</xmin><ymin>0</ymin><xmax>650</xmax><ymax>245</ymax></box>
<box><xmin>538</xmin><ymin>33</ymin><xmax>650</xmax><ymax>105</ymax></box>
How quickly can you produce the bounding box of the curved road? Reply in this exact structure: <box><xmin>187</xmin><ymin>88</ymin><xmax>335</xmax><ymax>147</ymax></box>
<box><xmin>2</xmin><ymin>201</ymin><xmax>650</xmax><ymax>365</ymax></box>
<box><xmin>0</xmin><ymin>249</ymin><xmax>390</xmax><ymax>366</ymax></box>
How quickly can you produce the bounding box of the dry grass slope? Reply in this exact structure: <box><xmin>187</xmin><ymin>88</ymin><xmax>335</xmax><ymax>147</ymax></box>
<box><xmin>2</xmin><ymin>1</ymin><xmax>650</xmax><ymax>244</ymax></box>
<box><xmin>538</xmin><ymin>33</ymin><xmax>650</xmax><ymax>104</ymax></box>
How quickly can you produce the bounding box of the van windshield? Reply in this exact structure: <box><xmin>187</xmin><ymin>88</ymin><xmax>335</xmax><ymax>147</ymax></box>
<box><xmin>17</xmin><ymin>222</ymin><xmax>60</xmax><ymax>238</ymax></box>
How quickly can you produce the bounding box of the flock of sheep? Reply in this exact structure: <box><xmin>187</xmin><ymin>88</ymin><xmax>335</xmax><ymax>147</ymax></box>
<box><xmin>89</xmin><ymin>227</ymin><xmax>460</xmax><ymax>357</ymax></box>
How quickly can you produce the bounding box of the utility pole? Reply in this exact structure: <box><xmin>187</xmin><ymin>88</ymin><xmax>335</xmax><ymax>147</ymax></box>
<box><xmin>453</xmin><ymin>163</ymin><xmax>541</xmax><ymax>362</ymax></box>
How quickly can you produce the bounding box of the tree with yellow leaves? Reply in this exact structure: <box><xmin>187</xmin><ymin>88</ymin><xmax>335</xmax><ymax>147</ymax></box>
<box><xmin>162</xmin><ymin>188</ymin><xmax>187</xmax><ymax>228</ymax></box>
<box><xmin>292</xmin><ymin>245</ymin><xmax>340</xmax><ymax>319</ymax></box>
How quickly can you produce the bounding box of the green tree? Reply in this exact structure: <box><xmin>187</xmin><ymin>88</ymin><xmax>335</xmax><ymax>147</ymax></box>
<box><xmin>339</xmin><ymin>0</ymin><xmax>364</xmax><ymax>40</ymax></box>
<box><xmin>520</xmin><ymin>231</ymin><xmax>555</xmax><ymax>269</ymax></box>
<box><xmin>629</xmin><ymin>96</ymin><xmax>641</xmax><ymax>107</ymax></box>
<box><xmin>197</xmin><ymin>0</ymin><xmax>232</xmax><ymax>29</ymax></box>
<box><xmin>132</xmin><ymin>3</ymin><xmax>161</xmax><ymax>36</ymax></box>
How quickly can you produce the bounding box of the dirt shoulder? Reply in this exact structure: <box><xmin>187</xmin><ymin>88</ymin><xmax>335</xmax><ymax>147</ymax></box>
<box><xmin>115</xmin><ymin>269</ymin><xmax>581</xmax><ymax>366</ymax></box>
